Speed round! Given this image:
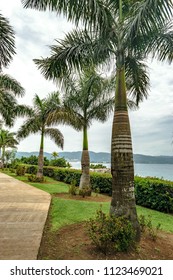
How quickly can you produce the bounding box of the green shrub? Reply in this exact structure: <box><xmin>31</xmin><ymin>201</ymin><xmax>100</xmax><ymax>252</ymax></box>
<box><xmin>90</xmin><ymin>163</ymin><xmax>107</xmax><ymax>169</ymax></box>
<box><xmin>28</xmin><ymin>174</ymin><xmax>45</xmax><ymax>183</ymax></box>
<box><xmin>16</xmin><ymin>164</ymin><xmax>173</xmax><ymax>213</ymax></box>
<box><xmin>79</xmin><ymin>187</ymin><xmax>92</xmax><ymax>197</ymax></box>
<box><xmin>88</xmin><ymin>209</ymin><xmax>135</xmax><ymax>255</ymax></box>
<box><xmin>16</xmin><ymin>165</ymin><xmax>26</xmax><ymax>176</ymax></box>
<box><xmin>135</xmin><ymin>176</ymin><xmax>173</xmax><ymax>213</ymax></box>
<box><xmin>138</xmin><ymin>214</ymin><xmax>161</xmax><ymax>241</ymax></box>
<box><xmin>26</xmin><ymin>165</ymin><xmax>38</xmax><ymax>174</ymax></box>
<box><xmin>68</xmin><ymin>179</ymin><xmax>78</xmax><ymax>195</ymax></box>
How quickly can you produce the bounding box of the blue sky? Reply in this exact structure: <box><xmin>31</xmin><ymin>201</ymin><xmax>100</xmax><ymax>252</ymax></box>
<box><xmin>1</xmin><ymin>0</ymin><xmax>173</xmax><ymax>156</ymax></box>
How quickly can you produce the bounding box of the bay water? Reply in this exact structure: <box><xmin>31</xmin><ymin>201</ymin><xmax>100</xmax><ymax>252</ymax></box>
<box><xmin>70</xmin><ymin>162</ymin><xmax>173</xmax><ymax>181</ymax></box>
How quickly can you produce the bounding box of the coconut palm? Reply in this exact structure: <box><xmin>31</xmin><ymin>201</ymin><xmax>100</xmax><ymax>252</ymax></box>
<box><xmin>17</xmin><ymin>92</ymin><xmax>74</xmax><ymax>178</ymax></box>
<box><xmin>49</xmin><ymin>67</ymin><xmax>114</xmax><ymax>189</ymax></box>
<box><xmin>21</xmin><ymin>0</ymin><xmax>173</xmax><ymax>240</ymax></box>
<box><xmin>0</xmin><ymin>13</ymin><xmax>15</xmax><ymax>70</ymax></box>
<box><xmin>0</xmin><ymin>129</ymin><xmax>18</xmax><ymax>168</ymax></box>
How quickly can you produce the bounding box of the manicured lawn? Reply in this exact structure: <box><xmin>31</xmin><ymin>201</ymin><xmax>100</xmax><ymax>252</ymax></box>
<box><xmin>2</xmin><ymin>170</ymin><xmax>173</xmax><ymax>233</ymax></box>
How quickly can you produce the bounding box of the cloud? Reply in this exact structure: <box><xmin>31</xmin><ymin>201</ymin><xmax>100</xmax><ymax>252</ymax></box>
<box><xmin>1</xmin><ymin>0</ymin><xmax>173</xmax><ymax>156</ymax></box>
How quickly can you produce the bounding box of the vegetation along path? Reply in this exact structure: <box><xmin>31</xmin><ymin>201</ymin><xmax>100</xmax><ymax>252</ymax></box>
<box><xmin>0</xmin><ymin>172</ymin><xmax>51</xmax><ymax>260</ymax></box>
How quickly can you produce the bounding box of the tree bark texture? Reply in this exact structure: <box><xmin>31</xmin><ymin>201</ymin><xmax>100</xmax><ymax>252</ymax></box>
<box><xmin>110</xmin><ymin>67</ymin><xmax>140</xmax><ymax>241</ymax></box>
<box><xmin>37</xmin><ymin>131</ymin><xmax>44</xmax><ymax>178</ymax></box>
<box><xmin>79</xmin><ymin>149</ymin><xmax>90</xmax><ymax>189</ymax></box>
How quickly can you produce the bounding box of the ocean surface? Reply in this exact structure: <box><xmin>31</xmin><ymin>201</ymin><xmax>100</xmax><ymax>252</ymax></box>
<box><xmin>70</xmin><ymin>162</ymin><xmax>173</xmax><ymax>181</ymax></box>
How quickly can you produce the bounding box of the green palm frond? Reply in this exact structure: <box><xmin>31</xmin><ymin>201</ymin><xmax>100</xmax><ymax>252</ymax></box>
<box><xmin>0</xmin><ymin>13</ymin><xmax>16</xmax><ymax>69</ymax></box>
<box><xmin>147</xmin><ymin>22</ymin><xmax>173</xmax><ymax>63</ymax></box>
<box><xmin>127</xmin><ymin>0</ymin><xmax>173</xmax><ymax>39</ymax></box>
<box><xmin>13</xmin><ymin>105</ymin><xmax>33</xmax><ymax>118</ymax></box>
<box><xmin>34</xmin><ymin>28</ymin><xmax>114</xmax><ymax>82</ymax></box>
<box><xmin>21</xmin><ymin>0</ymin><xmax>114</xmax><ymax>32</ymax></box>
<box><xmin>0</xmin><ymin>74</ymin><xmax>25</xmax><ymax>96</ymax></box>
<box><xmin>17</xmin><ymin>117</ymin><xmax>40</xmax><ymax>139</ymax></box>
<box><xmin>44</xmin><ymin>128</ymin><xmax>64</xmax><ymax>149</ymax></box>
<box><xmin>125</xmin><ymin>55</ymin><xmax>150</xmax><ymax>105</ymax></box>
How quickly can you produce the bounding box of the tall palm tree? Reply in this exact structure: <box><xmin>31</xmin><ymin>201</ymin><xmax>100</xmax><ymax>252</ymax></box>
<box><xmin>0</xmin><ymin>13</ymin><xmax>15</xmax><ymax>70</ymax></box>
<box><xmin>17</xmin><ymin>92</ymin><xmax>72</xmax><ymax>178</ymax></box>
<box><xmin>0</xmin><ymin>129</ymin><xmax>18</xmax><ymax>168</ymax></box>
<box><xmin>50</xmin><ymin>67</ymin><xmax>114</xmax><ymax>189</ymax></box>
<box><xmin>21</xmin><ymin>0</ymin><xmax>173</xmax><ymax>240</ymax></box>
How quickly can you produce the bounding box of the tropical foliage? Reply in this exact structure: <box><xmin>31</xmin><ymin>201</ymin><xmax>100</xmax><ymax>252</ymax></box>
<box><xmin>22</xmin><ymin>0</ymin><xmax>173</xmax><ymax>240</ymax></box>
<box><xmin>0</xmin><ymin>13</ymin><xmax>15</xmax><ymax>70</ymax></box>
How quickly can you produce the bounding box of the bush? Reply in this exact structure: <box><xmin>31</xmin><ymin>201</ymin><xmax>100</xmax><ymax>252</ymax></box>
<box><xmin>90</xmin><ymin>163</ymin><xmax>107</xmax><ymax>169</ymax></box>
<box><xmin>88</xmin><ymin>209</ymin><xmax>135</xmax><ymax>255</ymax></box>
<box><xmin>16</xmin><ymin>165</ymin><xmax>26</xmax><ymax>176</ymax></box>
<box><xmin>68</xmin><ymin>179</ymin><xmax>78</xmax><ymax>195</ymax></box>
<box><xmin>49</xmin><ymin>157</ymin><xmax>71</xmax><ymax>168</ymax></box>
<box><xmin>135</xmin><ymin>176</ymin><xmax>173</xmax><ymax>213</ymax></box>
<box><xmin>26</xmin><ymin>165</ymin><xmax>38</xmax><ymax>174</ymax></box>
<box><xmin>28</xmin><ymin>174</ymin><xmax>45</xmax><ymax>183</ymax></box>
<box><xmin>138</xmin><ymin>214</ymin><xmax>161</xmax><ymax>241</ymax></box>
<box><xmin>79</xmin><ymin>187</ymin><xmax>92</xmax><ymax>197</ymax></box>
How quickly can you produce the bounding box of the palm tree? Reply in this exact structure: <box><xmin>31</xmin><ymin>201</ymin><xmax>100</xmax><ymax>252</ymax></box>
<box><xmin>0</xmin><ymin>129</ymin><xmax>18</xmax><ymax>168</ymax></box>
<box><xmin>17</xmin><ymin>92</ymin><xmax>71</xmax><ymax>178</ymax></box>
<box><xmin>21</xmin><ymin>0</ymin><xmax>173</xmax><ymax>240</ymax></box>
<box><xmin>0</xmin><ymin>13</ymin><xmax>15</xmax><ymax>70</ymax></box>
<box><xmin>0</xmin><ymin>73</ymin><xmax>31</xmax><ymax>126</ymax></box>
<box><xmin>51</xmin><ymin>67</ymin><xmax>114</xmax><ymax>189</ymax></box>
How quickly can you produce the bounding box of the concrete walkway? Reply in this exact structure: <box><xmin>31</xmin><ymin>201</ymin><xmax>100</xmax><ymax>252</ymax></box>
<box><xmin>0</xmin><ymin>172</ymin><xmax>51</xmax><ymax>260</ymax></box>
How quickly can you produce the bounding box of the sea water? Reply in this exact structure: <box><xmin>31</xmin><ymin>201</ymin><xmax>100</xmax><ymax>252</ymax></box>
<box><xmin>70</xmin><ymin>162</ymin><xmax>173</xmax><ymax>181</ymax></box>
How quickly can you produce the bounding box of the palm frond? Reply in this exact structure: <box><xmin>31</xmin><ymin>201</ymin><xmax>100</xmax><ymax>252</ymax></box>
<box><xmin>0</xmin><ymin>13</ymin><xmax>15</xmax><ymax>69</ymax></box>
<box><xmin>17</xmin><ymin>117</ymin><xmax>40</xmax><ymax>139</ymax></box>
<box><xmin>21</xmin><ymin>0</ymin><xmax>114</xmax><ymax>33</ymax></box>
<box><xmin>34</xmin><ymin>28</ymin><xmax>114</xmax><ymax>83</ymax></box>
<box><xmin>127</xmin><ymin>0</ymin><xmax>173</xmax><ymax>39</ymax></box>
<box><xmin>44</xmin><ymin>128</ymin><xmax>64</xmax><ymax>149</ymax></box>
<box><xmin>47</xmin><ymin>107</ymin><xmax>83</xmax><ymax>131</ymax></box>
<box><xmin>147</xmin><ymin>22</ymin><xmax>173</xmax><ymax>63</ymax></box>
<box><xmin>0</xmin><ymin>74</ymin><xmax>25</xmax><ymax>96</ymax></box>
<box><xmin>125</xmin><ymin>55</ymin><xmax>150</xmax><ymax>105</ymax></box>
<box><xmin>13</xmin><ymin>105</ymin><xmax>33</xmax><ymax>118</ymax></box>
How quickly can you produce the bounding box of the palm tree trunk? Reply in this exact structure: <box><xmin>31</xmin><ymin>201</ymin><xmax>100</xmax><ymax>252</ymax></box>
<box><xmin>79</xmin><ymin>125</ymin><xmax>90</xmax><ymax>189</ymax></box>
<box><xmin>1</xmin><ymin>145</ymin><xmax>5</xmax><ymax>168</ymax></box>
<box><xmin>36</xmin><ymin>130</ymin><xmax>44</xmax><ymax>178</ymax></box>
<box><xmin>110</xmin><ymin>65</ymin><xmax>140</xmax><ymax>241</ymax></box>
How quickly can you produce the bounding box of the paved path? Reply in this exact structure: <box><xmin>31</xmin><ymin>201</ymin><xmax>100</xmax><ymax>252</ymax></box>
<box><xmin>0</xmin><ymin>172</ymin><xmax>51</xmax><ymax>260</ymax></box>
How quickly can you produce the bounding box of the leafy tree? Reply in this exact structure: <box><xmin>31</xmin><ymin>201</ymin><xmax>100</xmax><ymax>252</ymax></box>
<box><xmin>21</xmin><ymin>0</ymin><xmax>173</xmax><ymax>240</ymax></box>
<box><xmin>17</xmin><ymin>92</ymin><xmax>72</xmax><ymax>178</ymax></box>
<box><xmin>0</xmin><ymin>129</ymin><xmax>18</xmax><ymax>168</ymax></box>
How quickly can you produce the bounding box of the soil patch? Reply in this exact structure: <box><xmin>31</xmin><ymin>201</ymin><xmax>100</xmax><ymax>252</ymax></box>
<box><xmin>53</xmin><ymin>193</ymin><xmax>111</xmax><ymax>202</ymax></box>
<box><xmin>38</xmin><ymin>217</ymin><xmax>173</xmax><ymax>260</ymax></box>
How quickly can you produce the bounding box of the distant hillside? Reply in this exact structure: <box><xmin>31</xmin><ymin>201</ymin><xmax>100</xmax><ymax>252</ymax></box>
<box><xmin>16</xmin><ymin>151</ymin><xmax>173</xmax><ymax>164</ymax></box>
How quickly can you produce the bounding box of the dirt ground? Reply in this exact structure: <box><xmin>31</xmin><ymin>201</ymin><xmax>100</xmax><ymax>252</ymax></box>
<box><xmin>38</xmin><ymin>194</ymin><xmax>173</xmax><ymax>260</ymax></box>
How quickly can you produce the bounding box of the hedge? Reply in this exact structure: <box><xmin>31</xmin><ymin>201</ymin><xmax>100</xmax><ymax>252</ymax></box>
<box><xmin>20</xmin><ymin>164</ymin><xmax>173</xmax><ymax>213</ymax></box>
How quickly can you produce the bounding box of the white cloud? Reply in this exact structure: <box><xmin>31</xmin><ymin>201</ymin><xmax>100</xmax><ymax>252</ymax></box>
<box><xmin>1</xmin><ymin>0</ymin><xmax>173</xmax><ymax>156</ymax></box>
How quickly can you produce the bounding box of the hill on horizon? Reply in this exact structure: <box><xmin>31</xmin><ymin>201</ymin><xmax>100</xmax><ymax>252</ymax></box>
<box><xmin>16</xmin><ymin>151</ymin><xmax>173</xmax><ymax>164</ymax></box>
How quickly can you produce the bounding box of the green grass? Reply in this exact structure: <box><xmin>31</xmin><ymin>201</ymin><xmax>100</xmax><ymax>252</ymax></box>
<box><xmin>2</xmin><ymin>170</ymin><xmax>173</xmax><ymax>233</ymax></box>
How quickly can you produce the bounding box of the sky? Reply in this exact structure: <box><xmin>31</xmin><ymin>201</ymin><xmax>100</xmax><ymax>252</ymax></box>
<box><xmin>1</xmin><ymin>0</ymin><xmax>173</xmax><ymax>156</ymax></box>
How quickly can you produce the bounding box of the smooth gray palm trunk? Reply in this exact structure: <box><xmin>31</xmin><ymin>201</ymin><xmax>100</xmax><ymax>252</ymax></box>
<box><xmin>37</xmin><ymin>131</ymin><xmax>44</xmax><ymax>178</ymax></box>
<box><xmin>79</xmin><ymin>149</ymin><xmax>90</xmax><ymax>189</ymax></box>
